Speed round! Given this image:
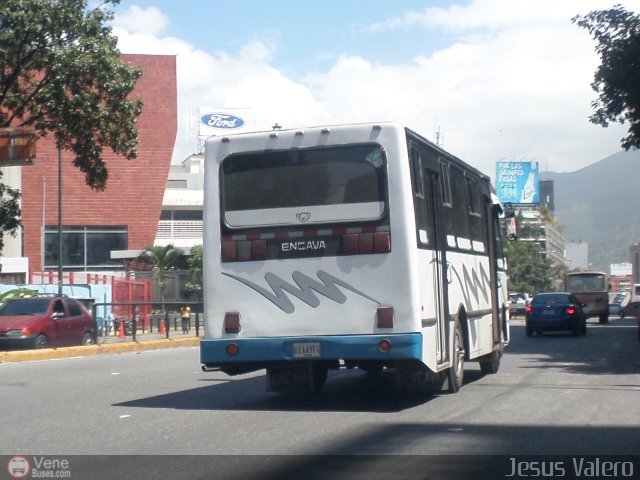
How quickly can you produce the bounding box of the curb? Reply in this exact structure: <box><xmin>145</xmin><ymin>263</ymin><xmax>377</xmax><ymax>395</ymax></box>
<box><xmin>0</xmin><ymin>337</ymin><xmax>200</xmax><ymax>363</ymax></box>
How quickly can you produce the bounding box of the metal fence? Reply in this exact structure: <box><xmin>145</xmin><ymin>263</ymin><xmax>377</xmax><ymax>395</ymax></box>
<box><xmin>92</xmin><ymin>301</ymin><xmax>204</xmax><ymax>342</ymax></box>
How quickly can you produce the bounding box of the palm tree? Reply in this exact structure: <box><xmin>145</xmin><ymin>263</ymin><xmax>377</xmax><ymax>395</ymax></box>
<box><xmin>137</xmin><ymin>244</ymin><xmax>183</xmax><ymax>304</ymax></box>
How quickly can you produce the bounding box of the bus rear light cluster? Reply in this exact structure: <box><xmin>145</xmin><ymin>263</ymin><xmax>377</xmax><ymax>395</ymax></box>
<box><xmin>224</xmin><ymin>312</ymin><xmax>241</xmax><ymax>334</ymax></box>
<box><xmin>342</xmin><ymin>232</ymin><xmax>391</xmax><ymax>255</ymax></box>
<box><xmin>222</xmin><ymin>240</ymin><xmax>267</xmax><ymax>262</ymax></box>
<box><xmin>376</xmin><ymin>306</ymin><xmax>394</xmax><ymax>328</ymax></box>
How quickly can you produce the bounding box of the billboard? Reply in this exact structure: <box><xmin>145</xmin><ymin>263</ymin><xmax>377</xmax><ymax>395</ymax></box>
<box><xmin>495</xmin><ymin>161</ymin><xmax>539</xmax><ymax>205</ymax></box>
<box><xmin>190</xmin><ymin>106</ymin><xmax>255</xmax><ymax>138</ymax></box>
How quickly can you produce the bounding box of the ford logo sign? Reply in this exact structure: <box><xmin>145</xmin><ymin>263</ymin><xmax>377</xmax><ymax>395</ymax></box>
<box><xmin>200</xmin><ymin>113</ymin><xmax>245</xmax><ymax>129</ymax></box>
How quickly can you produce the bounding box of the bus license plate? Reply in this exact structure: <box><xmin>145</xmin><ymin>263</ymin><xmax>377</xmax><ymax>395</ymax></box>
<box><xmin>293</xmin><ymin>342</ymin><xmax>322</xmax><ymax>358</ymax></box>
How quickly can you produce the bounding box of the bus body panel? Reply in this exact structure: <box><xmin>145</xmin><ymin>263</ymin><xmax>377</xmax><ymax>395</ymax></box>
<box><xmin>200</xmin><ymin>333</ymin><xmax>423</xmax><ymax>365</ymax></box>
<box><xmin>204</xmin><ymin>123</ymin><xmax>420</xmax><ymax>339</ymax></box>
<box><xmin>201</xmin><ymin>122</ymin><xmax>508</xmax><ymax>384</ymax></box>
<box><xmin>445</xmin><ymin>250</ymin><xmax>495</xmax><ymax>358</ymax></box>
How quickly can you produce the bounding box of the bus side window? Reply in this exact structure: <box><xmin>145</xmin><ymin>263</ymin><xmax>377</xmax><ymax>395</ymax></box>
<box><xmin>450</xmin><ymin>165</ymin><xmax>470</xmax><ymax>242</ymax></box>
<box><xmin>439</xmin><ymin>160</ymin><xmax>454</xmax><ymax>238</ymax></box>
<box><xmin>466</xmin><ymin>176</ymin><xmax>482</xmax><ymax>241</ymax></box>
<box><xmin>410</xmin><ymin>147</ymin><xmax>429</xmax><ymax>245</ymax></box>
<box><xmin>411</xmin><ymin>147</ymin><xmax>424</xmax><ymax>199</ymax></box>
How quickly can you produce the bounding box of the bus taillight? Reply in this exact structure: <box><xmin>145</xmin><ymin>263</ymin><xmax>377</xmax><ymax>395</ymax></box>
<box><xmin>222</xmin><ymin>240</ymin><xmax>266</xmax><ymax>262</ymax></box>
<box><xmin>373</xmin><ymin>232</ymin><xmax>391</xmax><ymax>253</ymax></box>
<box><xmin>342</xmin><ymin>232</ymin><xmax>391</xmax><ymax>255</ymax></box>
<box><xmin>222</xmin><ymin>241</ymin><xmax>237</xmax><ymax>262</ymax></box>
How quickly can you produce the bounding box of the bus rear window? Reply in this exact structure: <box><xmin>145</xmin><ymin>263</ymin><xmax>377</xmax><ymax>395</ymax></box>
<box><xmin>566</xmin><ymin>274</ymin><xmax>605</xmax><ymax>292</ymax></box>
<box><xmin>222</xmin><ymin>144</ymin><xmax>387</xmax><ymax>228</ymax></box>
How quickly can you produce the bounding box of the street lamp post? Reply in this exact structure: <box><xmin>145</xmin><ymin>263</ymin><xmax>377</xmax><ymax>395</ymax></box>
<box><xmin>57</xmin><ymin>145</ymin><xmax>63</xmax><ymax>296</ymax></box>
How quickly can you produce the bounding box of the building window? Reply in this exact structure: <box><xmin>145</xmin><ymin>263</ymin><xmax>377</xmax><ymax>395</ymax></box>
<box><xmin>44</xmin><ymin>226</ymin><xmax>128</xmax><ymax>271</ymax></box>
<box><xmin>166</xmin><ymin>179</ymin><xmax>187</xmax><ymax>188</ymax></box>
<box><xmin>160</xmin><ymin>210</ymin><xmax>203</xmax><ymax>221</ymax></box>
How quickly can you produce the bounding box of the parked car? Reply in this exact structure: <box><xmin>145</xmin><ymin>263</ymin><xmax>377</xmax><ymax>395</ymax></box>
<box><xmin>525</xmin><ymin>292</ymin><xmax>587</xmax><ymax>337</ymax></box>
<box><xmin>0</xmin><ymin>296</ymin><xmax>95</xmax><ymax>350</ymax></box>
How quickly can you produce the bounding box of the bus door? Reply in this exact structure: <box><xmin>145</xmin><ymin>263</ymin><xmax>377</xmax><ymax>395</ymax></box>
<box><xmin>424</xmin><ymin>165</ymin><xmax>451</xmax><ymax>366</ymax></box>
<box><xmin>486</xmin><ymin>200</ymin><xmax>504</xmax><ymax>348</ymax></box>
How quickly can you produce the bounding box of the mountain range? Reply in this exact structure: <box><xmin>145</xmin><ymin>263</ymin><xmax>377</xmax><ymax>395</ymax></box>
<box><xmin>540</xmin><ymin>149</ymin><xmax>640</xmax><ymax>271</ymax></box>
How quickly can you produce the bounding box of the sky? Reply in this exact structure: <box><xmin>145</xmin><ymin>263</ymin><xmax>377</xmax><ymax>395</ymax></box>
<box><xmin>109</xmin><ymin>0</ymin><xmax>639</xmax><ymax>178</ymax></box>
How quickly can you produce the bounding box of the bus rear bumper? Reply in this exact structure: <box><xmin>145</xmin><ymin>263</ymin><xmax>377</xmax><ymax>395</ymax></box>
<box><xmin>200</xmin><ymin>333</ymin><xmax>422</xmax><ymax>375</ymax></box>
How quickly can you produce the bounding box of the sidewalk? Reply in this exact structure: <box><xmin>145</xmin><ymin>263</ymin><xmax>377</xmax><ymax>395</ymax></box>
<box><xmin>98</xmin><ymin>330</ymin><xmax>200</xmax><ymax>344</ymax></box>
<box><xmin>0</xmin><ymin>334</ymin><xmax>201</xmax><ymax>363</ymax></box>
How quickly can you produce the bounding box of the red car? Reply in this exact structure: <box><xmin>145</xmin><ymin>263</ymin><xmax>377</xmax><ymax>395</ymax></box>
<box><xmin>0</xmin><ymin>296</ymin><xmax>95</xmax><ymax>349</ymax></box>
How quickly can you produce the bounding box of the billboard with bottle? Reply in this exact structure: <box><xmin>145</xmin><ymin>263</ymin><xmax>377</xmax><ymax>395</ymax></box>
<box><xmin>495</xmin><ymin>161</ymin><xmax>539</xmax><ymax>205</ymax></box>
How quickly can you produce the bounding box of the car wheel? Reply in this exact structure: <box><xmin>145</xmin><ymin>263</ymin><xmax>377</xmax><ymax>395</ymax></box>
<box><xmin>81</xmin><ymin>332</ymin><xmax>95</xmax><ymax>345</ymax></box>
<box><xmin>599</xmin><ymin>314</ymin><xmax>609</xmax><ymax>324</ymax></box>
<box><xmin>526</xmin><ymin>322</ymin><xmax>533</xmax><ymax>337</ymax></box>
<box><xmin>445</xmin><ymin>321</ymin><xmax>465</xmax><ymax>393</ymax></box>
<box><xmin>581</xmin><ymin>320</ymin><xmax>587</xmax><ymax>336</ymax></box>
<box><xmin>34</xmin><ymin>334</ymin><xmax>48</xmax><ymax>349</ymax></box>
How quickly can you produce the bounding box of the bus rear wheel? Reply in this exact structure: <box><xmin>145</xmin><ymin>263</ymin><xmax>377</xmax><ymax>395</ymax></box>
<box><xmin>479</xmin><ymin>350</ymin><xmax>501</xmax><ymax>375</ymax></box>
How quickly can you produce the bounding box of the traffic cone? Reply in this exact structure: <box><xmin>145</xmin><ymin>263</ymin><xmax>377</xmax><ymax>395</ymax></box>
<box><xmin>118</xmin><ymin>320</ymin><xmax>125</xmax><ymax>338</ymax></box>
<box><xmin>159</xmin><ymin>318</ymin><xmax>165</xmax><ymax>334</ymax></box>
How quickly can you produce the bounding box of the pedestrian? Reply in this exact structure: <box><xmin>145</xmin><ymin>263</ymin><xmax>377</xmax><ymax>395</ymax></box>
<box><xmin>110</xmin><ymin>313</ymin><xmax>119</xmax><ymax>336</ymax></box>
<box><xmin>181</xmin><ymin>306</ymin><xmax>191</xmax><ymax>334</ymax></box>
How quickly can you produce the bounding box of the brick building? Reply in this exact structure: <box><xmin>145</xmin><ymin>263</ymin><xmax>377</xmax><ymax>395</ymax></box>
<box><xmin>1</xmin><ymin>54</ymin><xmax>177</xmax><ymax>281</ymax></box>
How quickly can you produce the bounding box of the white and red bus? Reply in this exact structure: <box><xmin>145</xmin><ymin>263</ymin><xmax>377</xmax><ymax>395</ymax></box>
<box><xmin>200</xmin><ymin>122</ymin><xmax>510</xmax><ymax>393</ymax></box>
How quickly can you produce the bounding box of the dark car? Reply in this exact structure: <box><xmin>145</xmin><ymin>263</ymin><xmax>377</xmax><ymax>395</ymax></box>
<box><xmin>0</xmin><ymin>296</ymin><xmax>95</xmax><ymax>350</ymax></box>
<box><xmin>525</xmin><ymin>292</ymin><xmax>587</xmax><ymax>337</ymax></box>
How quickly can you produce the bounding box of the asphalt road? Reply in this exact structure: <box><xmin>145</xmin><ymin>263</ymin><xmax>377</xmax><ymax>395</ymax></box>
<box><xmin>1</xmin><ymin>316</ymin><xmax>639</xmax><ymax>479</ymax></box>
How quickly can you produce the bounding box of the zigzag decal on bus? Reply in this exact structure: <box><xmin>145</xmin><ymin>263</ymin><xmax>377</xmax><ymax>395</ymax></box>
<box><xmin>449</xmin><ymin>262</ymin><xmax>491</xmax><ymax>308</ymax></box>
<box><xmin>222</xmin><ymin>270</ymin><xmax>380</xmax><ymax>314</ymax></box>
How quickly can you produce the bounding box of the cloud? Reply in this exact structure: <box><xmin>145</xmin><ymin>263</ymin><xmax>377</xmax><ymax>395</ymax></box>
<box><xmin>366</xmin><ymin>0</ymin><xmax>623</xmax><ymax>33</ymax></box>
<box><xmin>112</xmin><ymin>5</ymin><xmax>170</xmax><ymax>36</ymax></box>
<box><xmin>113</xmin><ymin>0</ymin><xmax>633</xmax><ymax>177</ymax></box>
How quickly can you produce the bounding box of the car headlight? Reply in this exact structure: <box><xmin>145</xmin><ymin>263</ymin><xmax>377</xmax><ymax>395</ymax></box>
<box><xmin>4</xmin><ymin>329</ymin><xmax>29</xmax><ymax>337</ymax></box>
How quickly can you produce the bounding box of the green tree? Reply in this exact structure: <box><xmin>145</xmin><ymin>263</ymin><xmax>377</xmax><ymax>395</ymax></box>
<box><xmin>183</xmin><ymin>245</ymin><xmax>203</xmax><ymax>300</ymax></box>
<box><xmin>504</xmin><ymin>214</ymin><xmax>553</xmax><ymax>294</ymax></box>
<box><xmin>0</xmin><ymin>0</ymin><xmax>143</xmax><ymax>252</ymax></box>
<box><xmin>137</xmin><ymin>244</ymin><xmax>184</xmax><ymax>304</ymax></box>
<box><xmin>573</xmin><ymin>5</ymin><xmax>640</xmax><ymax>150</ymax></box>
